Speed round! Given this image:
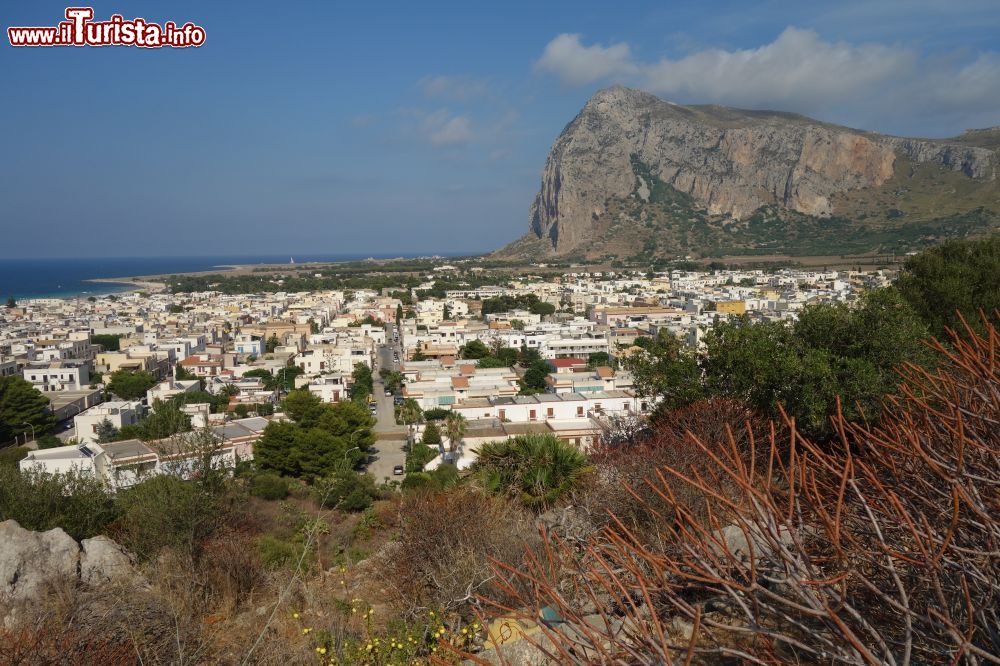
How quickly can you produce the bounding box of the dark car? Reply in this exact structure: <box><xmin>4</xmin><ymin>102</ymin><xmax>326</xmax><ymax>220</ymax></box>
<box><xmin>392</xmin><ymin>465</ymin><xmax>405</xmax><ymax>476</ymax></box>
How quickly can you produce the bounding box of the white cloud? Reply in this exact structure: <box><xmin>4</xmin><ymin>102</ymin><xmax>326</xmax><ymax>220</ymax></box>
<box><xmin>417</xmin><ymin>75</ymin><xmax>489</xmax><ymax>101</ymax></box>
<box><xmin>535</xmin><ymin>28</ymin><xmax>1000</xmax><ymax>135</ymax></box>
<box><xmin>641</xmin><ymin>28</ymin><xmax>913</xmax><ymax>112</ymax></box>
<box><xmin>421</xmin><ymin>110</ymin><xmax>475</xmax><ymax>146</ymax></box>
<box><xmin>535</xmin><ymin>33</ymin><xmax>638</xmax><ymax>86</ymax></box>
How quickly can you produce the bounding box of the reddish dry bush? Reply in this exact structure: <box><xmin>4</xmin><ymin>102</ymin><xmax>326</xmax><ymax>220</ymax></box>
<box><xmin>196</xmin><ymin>527</ymin><xmax>267</xmax><ymax>608</ymax></box>
<box><xmin>463</xmin><ymin>314</ymin><xmax>1000</xmax><ymax>665</ymax></box>
<box><xmin>0</xmin><ymin>626</ymin><xmax>135</xmax><ymax>665</ymax></box>
<box><xmin>387</xmin><ymin>488</ymin><xmax>540</xmax><ymax>617</ymax></box>
<box><xmin>579</xmin><ymin>398</ymin><xmax>767</xmax><ymax>547</ymax></box>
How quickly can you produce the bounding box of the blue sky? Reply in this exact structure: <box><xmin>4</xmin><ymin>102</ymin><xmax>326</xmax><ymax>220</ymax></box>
<box><xmin>2</xmin><ymin>0</ymin><xmax>998</xmax><ymax>258</ymax></box>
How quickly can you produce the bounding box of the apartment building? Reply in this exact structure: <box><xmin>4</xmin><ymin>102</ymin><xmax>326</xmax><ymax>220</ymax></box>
<box><xmin>22</xmin><ymin>360</ymin><xmax>91</xmax><ymax>392</ymax></box>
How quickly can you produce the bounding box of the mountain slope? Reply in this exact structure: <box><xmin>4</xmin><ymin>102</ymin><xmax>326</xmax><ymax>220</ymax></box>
<box><xmin>498</xmin><ymin>87</ymin><xmax>1000</xmax><ymax>259</ymax></box>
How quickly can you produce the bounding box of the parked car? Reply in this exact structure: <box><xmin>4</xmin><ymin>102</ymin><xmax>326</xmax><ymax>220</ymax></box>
<box><xmin>392</xmin><ymin>465</ymin><xmax>405</xmax><ymax>476</ymax></box>
<box><xmin>384</xmin><ymin>389</ymin><xmax>392</xmax><ymax>397</ymax></box>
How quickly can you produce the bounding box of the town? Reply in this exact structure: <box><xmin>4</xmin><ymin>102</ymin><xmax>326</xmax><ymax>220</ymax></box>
<box><xmin>2</xmin><ymin>261</ymin><xmax>891</xmax><ymax>486</ymax></box>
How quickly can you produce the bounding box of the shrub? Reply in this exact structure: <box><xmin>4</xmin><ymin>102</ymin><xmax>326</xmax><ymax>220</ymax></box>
<box><xmin>422</xmin><ymin>408</ymin><xmax>449</xmax><ymax>421</ymax></box>
<box><xmin>312</xmin><ymin>471</ymin><xmax>379</xmax><ymax>511</ymax></box>
<box><xmin>389</xmin><ymin>488</ymin><xmax>539</xmax><ymax>614</ymax></box>
<box><xmin>470</xmin><ymin>434</ymin><xmax>592</xmax><ymax>509</ymax></box>
<box><xmin>35</xmin><ymin>434</ymin><xmax>64</xmax><ymax>449</ymax></box>
<box><xmin>111</xmin><ymin>474</ymin><xmax>222</xmax><ymax>560</ymax></box>
<box><xmin>257</xmin><ymin>535</ymin><xmax>302</xmax><ymax>569</ymax></box>
<box><xmin>467</xmin><ymin>314</ymin><xmax>1000</xmax><ymax>664</ymax></box>
<box><xmin>0</xmin><ymin>445</ymin><xmax>28</xmax><ymax>468</ymax></box>
<box><xmin>0</xmin><ymin>466</ymin><xmax>119</xmax><ymax>540</ymax></box>
<box><xmin>249</xmin><ymin>473</ymin><xmax>290</xmax><ymax>500</ymax></box>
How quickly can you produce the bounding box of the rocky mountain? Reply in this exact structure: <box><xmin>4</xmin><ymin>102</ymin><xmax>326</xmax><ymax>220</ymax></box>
<box><xmin>498</xmin><ymin>86</ymin><xmax>1000</xmax><ymax>260</ymax></box>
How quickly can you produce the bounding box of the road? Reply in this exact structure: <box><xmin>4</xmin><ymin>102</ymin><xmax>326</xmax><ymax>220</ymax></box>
<box><xmin>366</xmin><ymin>325</ymin><xmax>408</xmax><ymax>483</ymax></box>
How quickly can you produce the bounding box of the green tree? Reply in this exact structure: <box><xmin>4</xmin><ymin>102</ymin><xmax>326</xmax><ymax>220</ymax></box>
<box><xmin>350</xmin><ymin>363</ymin><xmax>374</xmax><ymax>404</ymax></box>
<box><xmin>243</xmin><ymin>368</ymin><xmax>277</xmax><ymax>390</ymax></box>
<box><xmin>443</xmin><ymin>411</ymin><xmax>467</xmax><ymax>451</ymax></box>
<box><xmin>510</xmin><ymin>319</ymin><xmax>526</xmax><ymax>331</ymax></box>
<box><xmin>520</xmin><ymin>360</ymin><xmax>551</xmax><ymax>395</ymax></box>
<box><xmin>496</xmin><ymin>347</ymin><xmax>519</xmax><ymax>367</ymax></box>
<box><xmin>0</xmin><ymin>376</ymin><xmax>56</xmax><ymax>444</ymax></box>
<box><xmin>175</xmin><ymin>364</ymin><xmax>199</xmax><ymax>381</ymax></box>
<box><xmin>275</xmin><ymin>365</ymin><xmax>304</xmax><ymax>391</ymax></box>
<box><xmin>95</xmin><ymin>418</ymin><xmax>119</xmax><ymax>444</ymax></box>
<box><xmin>379</xmin><ymin>369</ymin><xmax>404</xmax><ymax>394</ymax></box>
<box><xmin>471</xmin><ymin>434</ymin><xmax>592</xmax><ymax>509</ymax></box>
<box><xmin>90</xmin><ymin>334</ymin><xmax>121</xmax><ymax>352</ymax></box>
<box><xmin>700</xmin><ymin>289</ymin><xmax>932</xmax><ymax>439</ymax></box>
<box><xmin>107</xmin><ymin>370</ymin><xmax>157</xmax><ymax>401</ymax></box>
<box><xmin>620</xmin><ymin>330</ymin><xmax>704</xmax><ymax>411</ymax></box>
<box><xmin>397</xmin><ymin>398</ymin><xmax>423</xmax><ymax>441</ymax></box>
<box><xmin>895</xmin><ymin>237</ymin><xmax>1000</xmax><ymax>338</ymax></box>
<box><xmin>475</xmin><ymin>356</ymin><xmax>508</xmax><ymax>369</ymax></box>
<box><xmin>411</xmin><ymin>349</ymin><xmax>427</xmax><ymax>361</ymax></box>
<box><xmin>459</xmin><ymin>339</ymin><xmax>490</xmax><ymax>360</ymax></box>
<box><xmin>587</xmin><ymin>351</ymin><xmax>614</xmax><ymax>369</ymax></box>
<box><xmin>421</xmin><ymin>421</ymin><xmax>442</xmax><ymax>447</ymax></box>
<box><xmin>396</xmin><ymin>304</ymin><xmax>404</xmax><ymax>325</ymax></box>
<box><xmin>265</xmin><ymin>335</ymin><xmax>281</xmax><ymax>354</ymax></box>
<box><xmin>442</xmin><ymin>303</ymin><xmax>452</xmax><ymax>320</ymax></box>
<box><xmin>255</xmin><ymin>402</ymin><xmax>372</xmax><ymax>481</ymax></box>
<box><xmin>519</xmin><ymin>345</ymin><xmax>542</xmax><ymax>367</ymax></box>
<box><xmin>282</xmin><ymin>389</ymin><xmax>325</xmax><ymax>428</ymax></box>
<box><xmin>5</xmin><ymin>296</ymin><xmax>15</xmax><ymax>309</ymax></box>
<box><xmin>254</xmin><ymin>421</ymin><xmax>298</xmax><ymax>477</ymax></box>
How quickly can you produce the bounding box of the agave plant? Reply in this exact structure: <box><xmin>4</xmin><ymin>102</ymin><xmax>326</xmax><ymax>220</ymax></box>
<box><xmin>471</xmin><ymin>434</ymin><xmax>592</xmax><ymax>508</ymax></box>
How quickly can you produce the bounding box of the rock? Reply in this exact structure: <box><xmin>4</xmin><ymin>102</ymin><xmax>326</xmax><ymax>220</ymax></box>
<box><xmin>79</xmin><ymin>535</ymin><xmax>135</xmax><ymax>586</ymax></box>
<box><xmin>512</xmin><ymin>86</ymin><xmax>998</xmax><ymax>258</ymax></box>
<box><xmin>0</xmin><ymin>520</ymin><xmax>79</xmax><ymax>605</ymax></box>
<box><xmin>0</xmin><ymin>520</ymin><xmax>141</xmax><ymax>627</ymax></box>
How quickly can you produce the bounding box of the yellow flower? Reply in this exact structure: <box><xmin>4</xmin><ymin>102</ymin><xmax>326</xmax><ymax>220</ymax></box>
<box><xmin>365</xmin><ymin>643</ymin><xmax>373</xmax><ymax>651</ymax></box>
<box><xmin>302</xmin><ymin>628</ymin><xmax>312</xmax><ymax>635</ymax></box>
<box><xmin>316</xmin><ymin>647</ymin><xmax>327</xmax><ymax>655</ymax></box>
<box><xmin>292</xmin><ymin>612</ymin><xmax>300</xmax><ymax>619</ymax></box>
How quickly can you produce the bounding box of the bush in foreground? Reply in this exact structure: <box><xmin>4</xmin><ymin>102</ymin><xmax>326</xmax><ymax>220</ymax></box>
<box><xmin>466</xmin><ymin>313</ymin><xmax>1000</xmax><ymax>664</ymax></box>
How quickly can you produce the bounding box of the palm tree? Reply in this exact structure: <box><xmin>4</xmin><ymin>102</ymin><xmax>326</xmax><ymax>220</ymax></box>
<box><xmin>398</xmin><ymin>398</ymin><xmax>423</xmax><ymax>442</ymax></box>
<box><xmin>471</xmin><ymin>434</ymin><xmax>592</xmax><ymax>509</ymax></box>
<box><xmin>442</xmin><ymin>411</ymin><xmax>467</xmax><ymax>454</ymax></box>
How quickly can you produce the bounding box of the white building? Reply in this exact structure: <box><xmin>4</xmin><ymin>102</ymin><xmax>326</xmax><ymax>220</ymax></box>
<box><xmin>73</xmin><ymin>400</ymin><xmax>143</xmax><ymax>444</ymax></box>
<box><xmin>22</xmin><ymin>360</ymin><xmax>91</xmax><ymax>391</ymax></box>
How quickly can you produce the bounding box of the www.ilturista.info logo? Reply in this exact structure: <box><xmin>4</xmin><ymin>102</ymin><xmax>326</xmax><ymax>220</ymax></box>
<box><xmin>8</xmin><ymin>7</ymin><xmax>205</xmax><ymax>48</ymax></box>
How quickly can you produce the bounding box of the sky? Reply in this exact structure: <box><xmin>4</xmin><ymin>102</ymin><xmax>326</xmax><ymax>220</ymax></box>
<box><xmin>2</xmin><ymin>0</ymin><xmax>999</xmax><ymax>259</ymax></box>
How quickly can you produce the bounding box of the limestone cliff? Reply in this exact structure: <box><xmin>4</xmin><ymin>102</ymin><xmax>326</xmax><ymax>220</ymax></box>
<box><xmin>508</xmin><ymin>87</ymin><xmax>999</xmax><ymax>258</ymax></box>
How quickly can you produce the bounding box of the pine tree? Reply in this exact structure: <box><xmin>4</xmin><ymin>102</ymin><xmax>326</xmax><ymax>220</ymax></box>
<box><xmin>0</xmin><ymin>376</ymin><xmax>56</xmax><ymax>443</ymax></box>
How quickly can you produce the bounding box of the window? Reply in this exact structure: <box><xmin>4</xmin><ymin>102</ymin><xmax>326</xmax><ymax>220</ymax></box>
<box><xmin>576</xmin><ymin>406</ymin><xmax>584</xmax><ymax>416</ymax></box>
<box><xmin>498</xmin><ymin>409</ymin><xmax>505</xmax><ymax>420</ymax></box>
<box><xmin>529</xmin><ymin>409</ymin><xmax>537</xmax><ymax>420</ymax></box>
<box><xmin>547</xmin><ymin>408</ymin><xmax>554</xmax><ymax>417</ymax></box>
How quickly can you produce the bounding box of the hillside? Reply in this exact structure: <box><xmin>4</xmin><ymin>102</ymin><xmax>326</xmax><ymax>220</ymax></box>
<box><xmin>497</xmin><ymin>87</ymin><xmax>1000</xmax><ymax>260</ymax></box>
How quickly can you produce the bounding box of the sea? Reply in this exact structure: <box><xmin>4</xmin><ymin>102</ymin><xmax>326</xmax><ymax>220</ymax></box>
<box><xmin>0</xmin><ymin>254</ymin><xmax>429</xmax><ymax>300</ymax></box>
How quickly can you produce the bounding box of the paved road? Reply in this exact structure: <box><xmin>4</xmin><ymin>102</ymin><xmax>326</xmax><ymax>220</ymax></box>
<box><xmin>366</xmin><ymin>330</ymin><xmax>408</xmax><ymax>483</ymax></box>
